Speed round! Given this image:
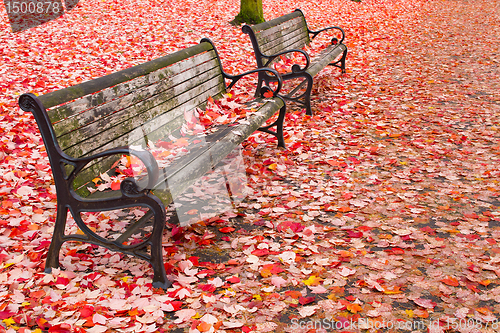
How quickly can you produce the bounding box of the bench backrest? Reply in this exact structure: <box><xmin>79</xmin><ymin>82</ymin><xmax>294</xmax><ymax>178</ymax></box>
<box><xmin>242</xmin><ymin>10</ymin><xmax>310</xmax><ymax>66</ymax></box>
<box><xmin>21</xmin><ymin>40</ymin><xmax>227</xmax><ymax>195</ymax></box>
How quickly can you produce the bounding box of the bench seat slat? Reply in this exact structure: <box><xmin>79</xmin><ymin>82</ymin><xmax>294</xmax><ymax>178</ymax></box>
<box><xmin>69</xmin><ymin>80</ymin><xmax>226</xmax><ymax>193</ymax></box>
<box><xmin>152</xmin><ymin>98</ymin><xmax>284</xmax><ymax>204</ymax></box>
<box><xmin>254</xmin><ymin>16</ymin><xmax>306</xmax><ymax>46</ymax></box>
<box><xmin>261</xmin><ymin>34</ymin><xmax>309</xmax><ymax>59</ymax></box>
<box><xmin>64</xmin><ymin>75</ymin><xmax>224</xmax><ymax>158</ymax></box>
<box><xmin>40</xmin><ymin>42</ymin><xmax>214</xmax><ymax>111</ymax></box>
<box><xmin>51</xmin><ymin>51</ymin><xmax>219</xmax><ymax>134</ymax></box>
<box><xmin>307</xmin><ymin>44</ymin><xmax>348</xmax><ymax>77</ymax></box>
<box><xmin>57</xmin><ymin>64</ymin><xmax>223</xmax><ymax>155</ymax></box>
<box><xmin>250</xmin><ymin>11</ymin><xmax>302</xmax><ymax>34</ymax></box>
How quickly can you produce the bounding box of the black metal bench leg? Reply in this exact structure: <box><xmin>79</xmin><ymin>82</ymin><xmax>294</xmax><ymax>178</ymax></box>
<box><xmin>329</xmin><ymin>48</ymin><xmax>348</xmax><ymax>74</ymax></box>
<box><xmin>149</xmin><ymin>196</ymin><xmax>171</xmax><ymax>289</ymax></box>
<box><xmin>254</xmin><ymin>72</ymin><xmax>264</xmax><ymax>98</ymax></box>
<box><xmin>340</xmin><ymin>49</ymin><xmax>347</xmax><ymax>74</ymax></box>
<box><xmin>258</xmin><ymin>101</ymin><xmax>286</xmax><ymax>148</ymax></box>
<box><xmin>276</xmin><ymin>104</ymin><xmax>286</xmax><ymax>148</ymax></box>
<box><xmin>44</xmin><ymin>207</ymin><xmax>68</xmax><ymax>273</ymax></box>
<box><xmin>150</xmin><ymin>225</ymin><xmax>169</xmax><ymax>289</ymax></box>
<box><xmin>303</xmin><ymin>75</ymin><xmax>314</xmax><ymax>116</ymax></box>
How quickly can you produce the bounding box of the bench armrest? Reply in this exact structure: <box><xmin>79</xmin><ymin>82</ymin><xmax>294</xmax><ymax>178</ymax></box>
<box><xmin>309</xmin><ymin>26</ymin><xmax>346</xmax><ymax>45</ymax></box>
<box><xmin>199</xmin><ymin>38</ymin><xmax>284</xmax><ymax>97</ymax></box>
<box><xmin>69</xmin><ymin>147</ymin><xmax>159</xmax><ymax>196</ymax></box>
<box><xmin>261</xmin><ymin>49</ymin><xmax>311</xmax><ymax>73</ymax></box>
<box><xmin>225</xmin><ymin>67</ymin><xmax>283</xmax><ymax>97</ymax></box>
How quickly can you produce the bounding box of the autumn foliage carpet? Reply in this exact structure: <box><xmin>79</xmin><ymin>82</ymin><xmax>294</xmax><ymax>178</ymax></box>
<box><xmin>1</xmin><ymin>0</ymin><xmax>500</xmax><ymax>332</ymax></box>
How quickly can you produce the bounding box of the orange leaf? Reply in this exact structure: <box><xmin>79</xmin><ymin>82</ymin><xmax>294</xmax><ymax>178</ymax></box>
<box><xmin>174</xmin><ymin>138</ymin><xmax>189</xmax><ymax>147</ymax></box>
<box><xmin>347</xmin><ymin>303</ymin><xmax>362</xmax><ymax>314</ymax></box>
<box><xmin>285</xmin><ymin>290</ymin><xmax>302</xmax><ymax>299</ymax></box>
<box><xmin>382</xmin><ymin>286</ymin><xmax>402</xmax><ymax>294</ymax></box>
<box><xmin>414</xmin><ymin>309</ymin><xmax>429</xmax><ymax>318</ymax></box>
<box><xmin>29</xmin><ymin>290</ymin><xmax>46</xmax><ymax>299</ymax></box>
<box><xmin>464</xmin><ymin>212</ymin><xmax>479</xmax><ymax>219</ymax></box>
<box><xmin>128</xmin><ymin>308</ymin><xmax>139</xmax><ymax>317</ymax></box>
<box><xmin>479</xmin><ymin>280</ymin><xmax>491</xmax><ymax>286</ymax></box>
<box><xmin>260</xmin><ymin>268</ymin><xmax>272</xmax><ymax>278</ymax></box>
<box><xmin>1</xmin><ymin>200</ymin><xmax>13</xmax><ymax>208</ymax></box>
<box><xmin>263</xmin><ymin>90</ymin><xmax>274</xmax><ymax>98</ymax></box>
<box><xmin>197</xmin><ymin>322</ymin><xmax>212</xmax><ymax>332</ymax></box>
<box><xmin>440</xmin><ymin>276</ymin><xmax>459</xmax><ymax>287</ymax></box>
<box><xmin>110</xmin><ymin>181</ymin><xmax>121</xmax><ymax>191</ymax></box>
<box><xmin>476</xmin><ymin>307</ymin><xmax>492</xmax><ymax>315</ymax></box>
<box><xmin>219</xmin><ymin>227</ymin><xmax>235</xmax><ymax>233</ymax></box>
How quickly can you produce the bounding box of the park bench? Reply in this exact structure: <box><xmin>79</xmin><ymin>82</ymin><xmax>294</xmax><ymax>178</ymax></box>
<box><xmin>242</xmin><ymin>9</ymin><xmax>347</xmax><ymax>115</ymax></box>
<box><xmin>18</xmin><ymin>38</ymin><xmax>286</xmax><ymax>289</ymax></box>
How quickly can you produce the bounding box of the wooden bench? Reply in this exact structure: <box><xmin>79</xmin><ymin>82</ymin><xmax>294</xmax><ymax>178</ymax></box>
<box><xmin>242</xmin><ymin>9</ymin><xmax>347</xmax><ymax>115</ymax></box>
<box><xmin>18</xmin><ymin>38</ymin><xmax>286</xmax><ymax>289</ymax></box>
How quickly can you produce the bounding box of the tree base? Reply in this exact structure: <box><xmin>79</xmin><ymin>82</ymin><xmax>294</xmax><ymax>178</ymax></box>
<box><xmin>231</xmin><ymin>0</ymin><xmax>265</xmax><ymax>25</ymax></box>
<box><xmin>230</xmin><ymin>13</ymin><xmax>264</xmax><ymax>26</ymax></box>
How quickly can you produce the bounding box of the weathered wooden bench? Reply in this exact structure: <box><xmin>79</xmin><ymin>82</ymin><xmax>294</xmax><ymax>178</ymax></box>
<box><xmin>242</xmin><ymin>9</ymin><xmax>347</xmax><ymax>115</ymax></box>
<box><xmin>18</xmin><ymin>38</ymin><xmax>286</xmax><ymax>289</ymax></box>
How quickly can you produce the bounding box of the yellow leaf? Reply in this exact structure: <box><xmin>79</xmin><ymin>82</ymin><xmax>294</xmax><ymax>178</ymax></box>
<box><xmin>192</xmin><ymin>312</ymin><xmax>202</xmax><ymax>319</ymax></box>
<box><xmin>253</xmin><ymin>294</ymin><xmax>262</xmax><ymax>301</ymax></box>
<box><xmin>21</xmin><ymin>301</ymin><xmax>30</xmax><ymax>307</ymax></box>
<box><xmin>405</xmin><ymin>309</ymin><xmax>414</xmax><ymax>318</ymax></box>
<box><xmin>303</xmin><ymin>275</ymin><xmax>323</xmax><ymax>286</ymax></box>
<box><xmin>3</xmin><ymin>317</ymin><xmax>16</xmax><ymax>326</ymax></box>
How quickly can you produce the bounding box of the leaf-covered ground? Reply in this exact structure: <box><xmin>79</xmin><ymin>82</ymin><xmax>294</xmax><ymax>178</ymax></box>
<box><xmin>1</xmin><ymin>0</ymin><xmax>500</xmax><ymax>332</ymax></box>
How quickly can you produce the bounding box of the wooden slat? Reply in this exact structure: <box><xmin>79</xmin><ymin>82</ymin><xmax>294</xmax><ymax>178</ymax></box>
<box><xmin>51</xmin><ymin>50</ymin><xmax>219</xmax><ymax>135</ymax></box>
<box><xmin>152</xmin><ymin>97</ymin><xmax>285</xmax><ymax>204</ymax></box>
<box><xmin>250</xmin><ymin>10</ymin><xmax>302</xmax><ymax>34</ymax></box>
<box><xmin>71</xmin><ymin>81</ymin><xmax>226</xmax><ymax>194</ymax></box>
<box><xmin>66</xmin><ymin>75</ymin><xmax>225</xmax><ymax>159</ymax></box>
<box><xmin>39</xmin><ymin>42</ymin><xmax>214</xmax><ymax>110</ymax></box>
<box><xmin>56</xmin><ymin>62</ymin><xmax>222</xmax><ymax>152</ymax></box>
<box><xmin>261</xmin><ymin>32</ymin><xmax>309</xmax><ymax>58</ymax></box>
<box><xmin>255</xmin><ymin>16</ymin><xmax>306</xmax><ymax>45</ymax></box>
<box><xmin>306</xmin><ymin>44</ymin><xmax>347</xmax><ymax>77</ymax></box>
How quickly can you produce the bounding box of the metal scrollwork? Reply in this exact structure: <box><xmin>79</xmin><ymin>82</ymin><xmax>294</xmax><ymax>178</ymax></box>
<box><xmin>18</xmin><ymin>94</ymin><xmax>36</xmax><ymax>112</ymax></box>
<box><xmin>120</xmin><ymin>178</ymin><xmax>141</xmax><ymax>196</ymax></box>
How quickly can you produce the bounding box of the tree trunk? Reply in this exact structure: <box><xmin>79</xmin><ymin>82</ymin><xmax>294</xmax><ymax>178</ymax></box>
<box><xmin>231</xmin><ymin>0</ymin><xmax>264</xmax><ymax>25</ymax></box>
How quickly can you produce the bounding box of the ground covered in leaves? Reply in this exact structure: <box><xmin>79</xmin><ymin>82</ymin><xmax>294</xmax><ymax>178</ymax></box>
<box><xmin>1</xmin><ymin>0</ymin><xmax>500</xmax><ymax>332</ymax></box>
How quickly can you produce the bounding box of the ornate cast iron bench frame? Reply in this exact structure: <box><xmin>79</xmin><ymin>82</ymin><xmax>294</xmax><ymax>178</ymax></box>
<box><xmin>19</xmin><ymin>38</ymin><xmax>286</xmax><ymax>289</ymax></box>
<box><xmin>243</xmin><ymin>9</ymin><xmax>348</xmax><ymax>115</ymax></box>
